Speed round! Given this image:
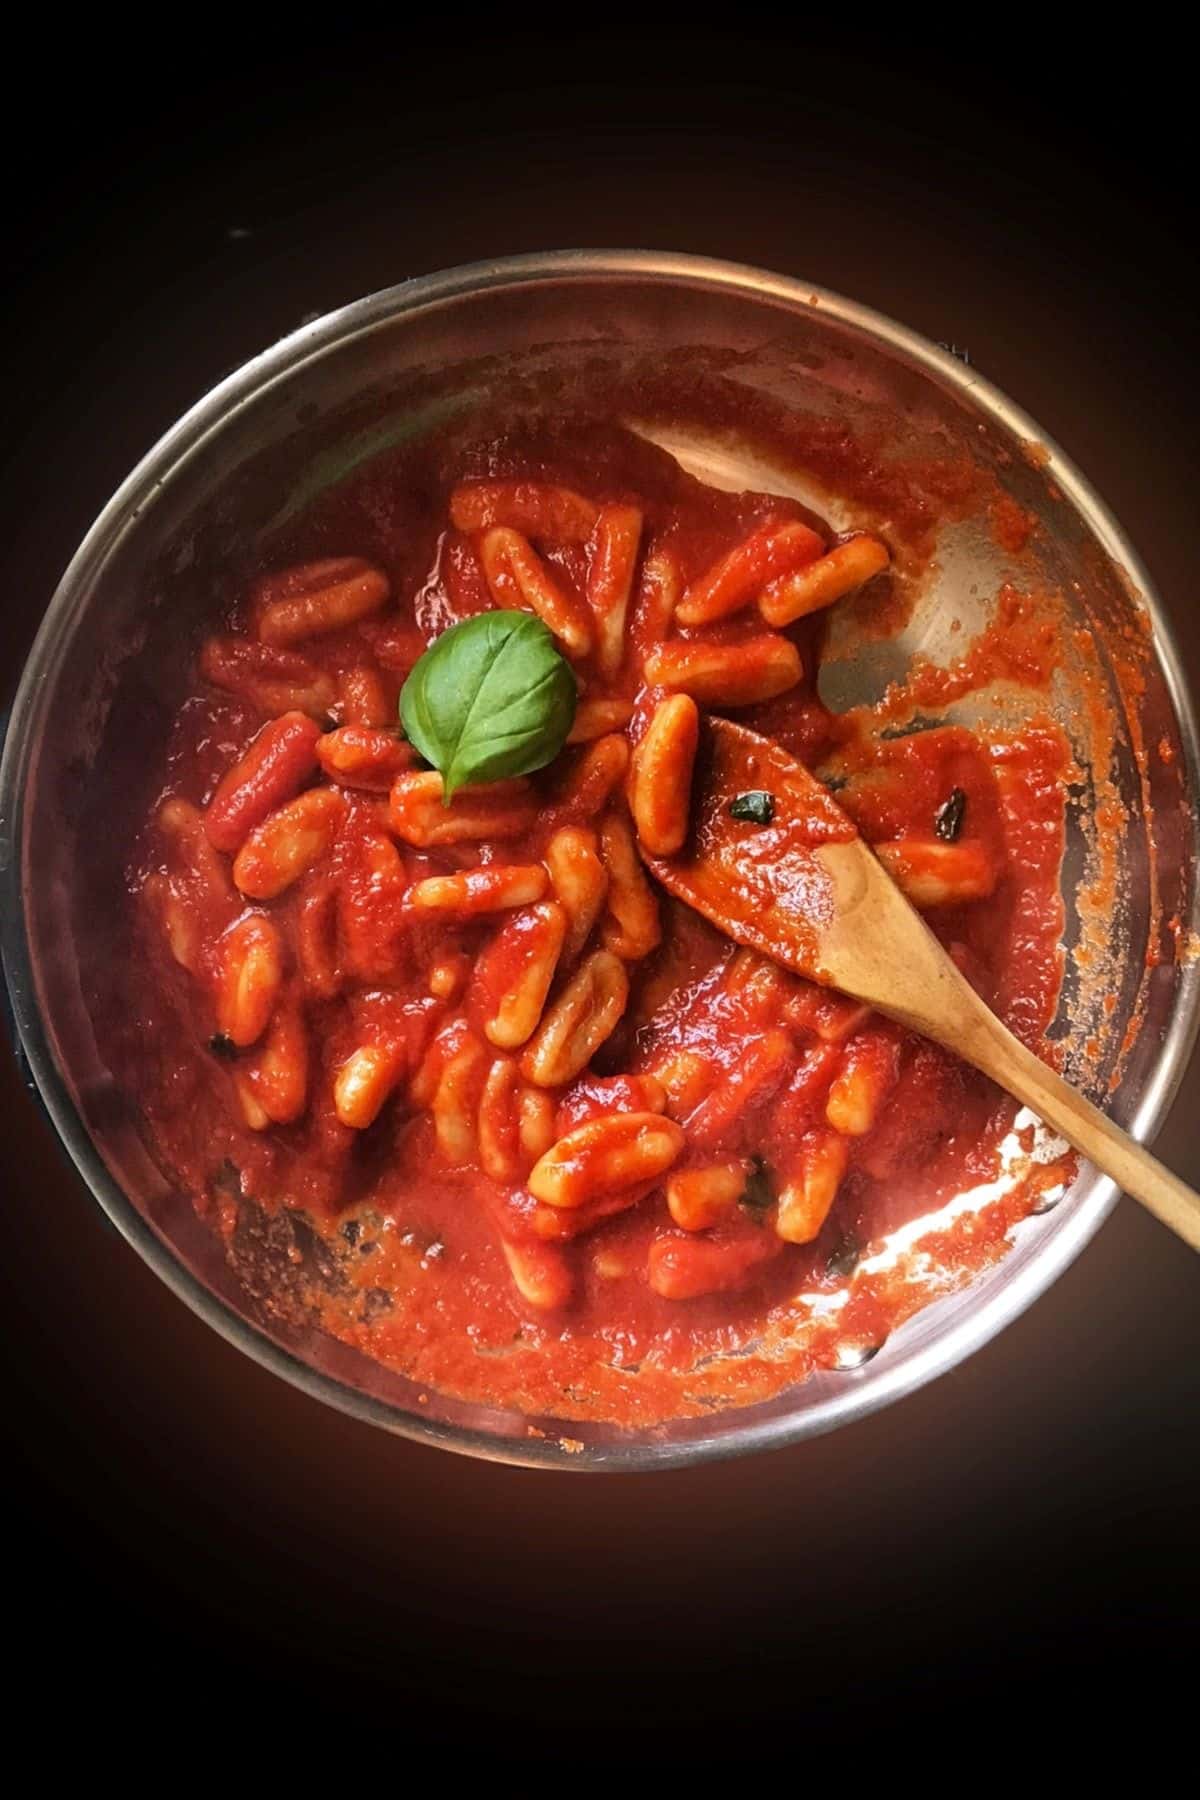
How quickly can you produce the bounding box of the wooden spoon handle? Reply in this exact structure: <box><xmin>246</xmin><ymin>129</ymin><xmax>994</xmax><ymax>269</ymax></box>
<box><xmin>957</xmin><ymin>1004</ymin><xmax>1200</xmax><ymax>1250</ymax></box>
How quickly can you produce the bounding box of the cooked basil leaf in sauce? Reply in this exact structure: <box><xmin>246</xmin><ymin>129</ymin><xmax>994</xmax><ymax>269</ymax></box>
<box><xmin>729</xmin><ymin>789</ymin><xmax>776</xmax><ymax>825</ymax></box>
<box><xmin>935</xmin><ymin>786</ymin><xmax>967</xmax><ymax>842</ymax></box>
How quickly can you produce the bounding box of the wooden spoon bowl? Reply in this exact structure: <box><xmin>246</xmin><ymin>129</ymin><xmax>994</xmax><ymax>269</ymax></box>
<box><xmin>647</xmin><ymin>717</ymin><xmax>1200</xmax><ymax>1250</ymax></box>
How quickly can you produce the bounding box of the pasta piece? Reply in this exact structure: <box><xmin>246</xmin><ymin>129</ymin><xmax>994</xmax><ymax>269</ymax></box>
<box><xmin>722</xmin><ymin>947</ymin><xmax>791</xmax><ymax>1014</ymax></box>
<box><xmin>675</xmin><ymin>518</ymin><xmax>824</xmax><ymax>627</ymax></box>
<box><xmin>759</xmin><ymin>533</ymin><xmax>889</xmax><ymax>627</ymax></box>
<box><xmin>685</xmin><ymin>1029</ymin><xmax>794</xmax><ymax>1146</ymax></box>
<box><xmin>214</xmin><ymin>913</ymin><xmax>284</xmax><ymax>1047</ymax></box>
<box><xmin>478</xmin><ymin>526</ymin><xmax>593</xmax><ymax>657</ymax></box>
<box><xmin>873</xmin><ymin>837</ymin><xmax>997</xmax><ymax>908</ymax></box>
<box><xmin>598</xmin><ymin>810</ymin><xmax>661</xmax><ymax>960</ymax></box>
<box><xmin>647</xmin><ymin>1049</ymin><xmax>712</xmax><ymax>1119</ymax></box>
<box><xmin>432</xmin><ymin>1034</ymin><xmax>487</xmax><ymax>1164</ymax></box>
<box><xmin>783</xmin><ymin>981</ymin><xmax>872</xmax><ymax>1042</ymax></box>
<box><xmin>408</xmin><ymin>864</ymin><xmax>548</xmax><ymax>919</ymax></box>
<box><xmin>155</xmin><ymin>847</ymin><xmax>233</xmax><ymax>980</ymax></box>
<box><xmin>388</xmin><ymin>771</ymin><xmax>537</xmax><ymax>846</ymax></box>
<box><xmin>825</xmin><ymin>1028</ymin><xmax>901</xmax><ymax>1136</ymax></box>
<box><xmin>630</xmin><ymin>693</ymin><xmax>699</xmax><ymax>856</ymax></box>
<box><xmin>499</xmin><ymin>1237</ymin><xmax>575</xmax><ymax>1310</ymax></box>
<box><xmin>544</xmin><ymin>826</ymin><xmax>609</xmax><ymax>963</ymax></box>
<box><xmin>526</xmin><ymin>1187</ymin><xmax>645</xmax><ymax>1241</ymax></box>
<box><xmin>336</xmin><ymin>663</ymin><xmax>391</xmax><ymax>728</ymax></box>
<box><xmin>204</xmin><ymin>711</ymin><xmax>321</xmax><ymax>852</ymax></box>
<box><xmin>364</xmin><ymin>621</ymin><xmax>428</xmax><ymax>675</ymax></box>
<box><xmin>818</xmin><ymin>1001</ymin><xmax>874</xmax><ymax>1043</ymax></box>
<box><xmin>144</xmin><ymin>872</ymin><xmax>200</xmax><ymax>971</ymax></box>
<box><xmin>593</xmin><ymin>1246</ymin><xmax>633</xmax><ymax>1281</ymax></box>
<box><xmin>566</xmin><ymin>697</ymin><xmax>634</xmax><ymax>743</ymax></box>
<box><xmin>427</xmin><ymin>952</ymin><xmax>471</xmax><ymax>1001</ymax></box>
<box><xmin>411</xmin><ymin>1020</ymin><xmax>488</xmax><ymax>1163</ymax></box>
<box><xmin>158</xmin><ymin>797</ymin><xmax>237</xmax><ymax>911</ymax></box>
<box><xmin>586</xmin><ymin>503</ymin><xmax>642</xmax><ymax>677</ymax></box>
<box><xmin>775</xmin><ymin>1131</ymin><xmax>850</xmax><ymax>1244</ymax></box>
<box><xmin>549</xmin><ymin>734</ymin><xmax>630</xmax><ymax>823</ymax></box>
<box><xmin>666</xmin><ymin>1161</ymin><xmax>748</xmax><ymax>1232</ymax></box>
<box><xmin>518</xmin><ymin>1087</ymin><xmax>557</xmax><ymax>1163</ymax></box>
<box><xmin>233</xmin><ymin>1072</ymin><xmax>271</xmax><ymax>1131</ymax></box>
<box><xmin>158</xmin><ymin>794</ymin><xmax>205</xmax><ymax>840</ymax></box>
<box><xmin>479</xmin><ymin>1060</ymin><xmax>524</xmax><ymax>1180</ymax></box>
<box><xmin>154</xmin><ymin>803</ymin><xmax>241</xmax><ymax>969</ymax></box>
<box><xmin>647</xmin><ymin>1230</ymin><xmax>781</xmax><ymax>1300</ymax></box>
<box><xmin>631</xmin><ymin>545</ymin><xmax>684</xmax><ymax>658</ymax></box>
<box><xmin>554</xmin><ymin>1073</ymin><xmax>666</xmax><ymax>1133</ymax></box>
<box><xmin>774</xmin><ymin>1039</ymin><xmax>843</xmax><ymax>1120</ymax></box>
<box><xmin>334</xmin><ymin>1043</ymin><xmax>406</xmax><ymax>1130</ymax></box>
<box><xmin>449</xmin><ymin>480</ymin><xmax>600</xmax><ymax>543</ymax></box>
<box><xmin>337</xmin><ymin>828</ymin><xmax>407</xmax><ymax>982</ymax></box>
<box><xmin>478</xmin><ymin>1059</ymin><xmax>552</xmax><ymax>1181</ymax></box>
<box><xmin>409</xmin><ymin>1021</ymin><xmax>450</xmax><ymax>1108</ymax></box>
<box><xmin>232</xmin><ymin>788</ymin><xmax>345</xmax><ymax>900</ymax></box>
<box><xmin>199</xmin><ymin>635</ymin><xmax>336</xmax><ymax>719</ymax></box>
<box><xmin>256</xmin><ymin>557</ymin><xmax>391</xmax><ymax>647</ymax></box>
<box><xmin>296</xmin><ymin>883</ymin><xmax>342</xmax><ymax>1000</ymax></box>
<box><xmin>238</xmin><ymin>997</ymin><xmax>309</xmax><ymax>1125</ymax></box>
<box><xmin>316</xmin><ymin>725</ymin><xmax>413</xmax><ymax>792</ymax></box>
<box><xmin>476</xmin><ymin>902</ymin><xmax>569</xmax><ymax>1049</ymax></box>
<box><xmin>528</xmin><ymin>1110</ymin><xmax>685</xmax><ymax>1208</ymax></box>
<box><xmin>519</xmin><ymin>950</ymin><xmax>629</xmax><ymax>1088</ymax></box>
<box><xmin>643</xmin><ymin>635</ymin><xmax>802</xmax><ymax>708</ymax></box>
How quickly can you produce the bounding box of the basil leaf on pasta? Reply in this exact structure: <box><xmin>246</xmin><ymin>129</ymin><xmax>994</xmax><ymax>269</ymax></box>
<box><xmin>400</xmin><ymin>611</ymin><xmax>577</xmax><ymax>800</ymax></box>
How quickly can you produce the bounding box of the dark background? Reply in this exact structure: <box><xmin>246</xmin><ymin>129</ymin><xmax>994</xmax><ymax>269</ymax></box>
<box><xmin>3</xmin><ymin>29</ymin><xmax>1197</xmax><ymax>1753</ymax></box>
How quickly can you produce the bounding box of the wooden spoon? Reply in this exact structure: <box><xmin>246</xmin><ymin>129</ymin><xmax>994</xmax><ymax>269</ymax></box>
<box><xmin>644</xmin><ymin>716</ymin><xmax>1200</xmax><ymax>1250</ymax></box>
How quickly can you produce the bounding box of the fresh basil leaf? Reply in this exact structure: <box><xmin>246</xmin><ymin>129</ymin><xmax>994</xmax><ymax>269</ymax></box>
<box><xmin>729</xmin><ymin>790</ymin><xmax>776</xmax><ymax>825</ymax></box>
<box><xmin>934</xmin><ymin>787</ymin><xmax>967</xmax><ymax>842</ymax></box>
<box><xmin>400</xmin><ymin>611</ymin><xmax>576</xmax><ymax>801</ymax></box>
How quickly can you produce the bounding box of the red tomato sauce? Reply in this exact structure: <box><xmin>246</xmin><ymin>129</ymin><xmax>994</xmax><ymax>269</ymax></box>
<box><xmin>109</xmin><ymin>419</ymin><xmax>1077</xmax><ymax>1425</ymax></box>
